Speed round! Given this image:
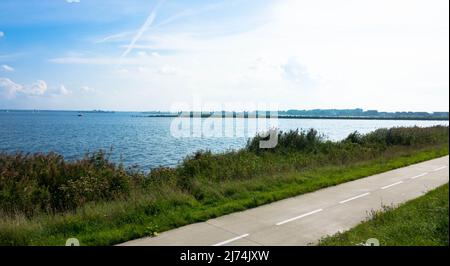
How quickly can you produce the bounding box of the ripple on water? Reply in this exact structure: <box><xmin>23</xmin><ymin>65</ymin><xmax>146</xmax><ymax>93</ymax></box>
<box><xmin>0</xmin><ymin>111</ymin><xmax>447</xmax><ymax>170</ymax></box>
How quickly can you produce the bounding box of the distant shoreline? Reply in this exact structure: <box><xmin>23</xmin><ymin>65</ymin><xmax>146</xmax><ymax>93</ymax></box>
<box><xmin>133</xmin><ymin>114</ymin><xmax>449</xmax><ymax>121</ymax></box>
<box><xmin>1</xmin><ymin>109</ymin><xmax>448</xmax><ymax>121</ymax></box>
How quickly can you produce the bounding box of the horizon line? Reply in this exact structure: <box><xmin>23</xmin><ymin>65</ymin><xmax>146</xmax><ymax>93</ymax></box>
<box><xmin>0</xmin><ymin>108</ymin><xmax>449</xmax><ymax>114</ymax></box>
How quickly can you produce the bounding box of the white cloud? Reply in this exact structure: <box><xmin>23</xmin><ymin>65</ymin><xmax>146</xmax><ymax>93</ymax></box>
<box><xmin>49</xmin><ymin>56</ymin><xmax>155</xmax><ymax>65</ymax></box>
<box><xmin>58</xmin><ymin>85</ymin><xmax>71</xmax><ymax>95</ymax></box>
<box><xmin>281</xmin><ymin>58</ymin><xmax>317</xmax><ymax>88</ymax></box>
<box><xmin>47</xmin><ymin>85</ymin><xmax>72</xmax><ymax>97</ymax></box>
<box><xmin>81</xmin><ymin>86</ymin><xmax>95</xmax><ymax>92</ymax></box>
<box><xmin>27</xmin><ymin>80</ymin><xmax>47</xmax><ymax>96</ymax></box>
<box><xmin>0</xmin><ymin>53</ymin><xmax>24</xmax><ymax>61</ymax></box>
<box><xmin>48</xmin><ymin>0</ymin><xmax>449</xmax><ymax>111</ymax></box>
<box><xmin>157</xmin><ymin>66</ymin><xmax>178</xmax><ymax>75</ymax></box>
<box><xmin>137</xmin><ymin>51</ymin><xmax>148</xmax><ymax>57</ymax></box>
<box><xmin>66</xmin><ymin>0</ymin><xmax>80</xmax><ymax>3</ymax></box>
<box><xmin>0</xmin><ymin>78</ymin><xmax>74</xmax><ymax>99</ymax></box>
<box><xmin>0</xmin><ymin>31</ymin><xmax>4</xmax><ymax>38</ymax></box>
<box><xmin>1</xmin><ymin>65</ymin><xmax>14</xmax><ymax>72</ymax></box>
<box><xmin>0</xmin><ymin>77</ymin><xmax>23</xmax><ymax>98</ymax></box>
<box><xmin>137</xmin><ymin>66</ymin><xmax>149</xmax><ymax>73</ymax></box>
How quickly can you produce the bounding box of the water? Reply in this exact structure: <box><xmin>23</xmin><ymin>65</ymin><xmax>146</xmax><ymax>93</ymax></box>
<box><xmin>0</xmin><ymin>111</ymin><xmax>448</xmax><ymax>170</ymax></box>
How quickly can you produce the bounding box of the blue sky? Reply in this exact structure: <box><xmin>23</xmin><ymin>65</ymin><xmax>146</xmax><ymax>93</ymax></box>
<box><xmin>0</xmin><ymin>0</ymin><xmax>448</xmax><ymax>111</ymax></box>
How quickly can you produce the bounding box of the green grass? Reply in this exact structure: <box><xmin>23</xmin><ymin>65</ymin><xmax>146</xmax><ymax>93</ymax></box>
<box><xmin>319</xmin><ymin>183</ymin><xmax>449</xmax><ymax>246</ymax></box>
<box><xmin>0</xmin><ymin>126</ymin><xmax>448</xmax><ymax>245</ymax></box>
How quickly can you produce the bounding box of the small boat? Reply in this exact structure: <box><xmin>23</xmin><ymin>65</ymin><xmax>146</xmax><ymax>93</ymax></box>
<box><xmin>77</xmin><ymin>113</ymin><xmax>83</xmax><ymax>117</ymax></box>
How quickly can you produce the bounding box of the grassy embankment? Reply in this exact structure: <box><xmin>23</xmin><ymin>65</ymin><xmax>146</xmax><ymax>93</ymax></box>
<box><xmin>319</xmin><ymin>183</ymin><xmax>449</xmax><ymax>246</ymax></box>
<box><xmin>0</xmin><ymin>126</ymin><xmax>448</xmax><ymax>245</ymax></box>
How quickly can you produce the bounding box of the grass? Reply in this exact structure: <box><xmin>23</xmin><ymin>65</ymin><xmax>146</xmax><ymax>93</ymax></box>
<box><xmin>318</xmin><ymin>183</ymin><xmax>449</xmax><ymax>246</ymax></box>
<box><xmin>0</xmin><ymin>126</ymin><xmax>448</xmax><ymax>245</ymax></box>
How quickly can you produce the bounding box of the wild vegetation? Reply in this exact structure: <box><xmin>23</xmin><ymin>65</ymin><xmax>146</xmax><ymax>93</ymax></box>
<box><xmin>0</xmin><ymin>125</ymin><xmax>448</xmax><ymax>245</ymax></box>
<box><xmin>319</xmin><ymin>184</ymin><xmax>449</xmax><ymax>246</ymax></box>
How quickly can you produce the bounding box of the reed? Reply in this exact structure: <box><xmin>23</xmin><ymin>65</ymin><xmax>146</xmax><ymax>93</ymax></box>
<box><xmin>0</xmin><ymin>126</ymin><xmax>448</xmax><ymax>245</ymax></box>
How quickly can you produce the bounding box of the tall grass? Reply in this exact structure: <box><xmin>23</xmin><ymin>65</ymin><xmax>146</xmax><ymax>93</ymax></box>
<box><xmin>0</xmin><ymin>151</ymin><xmax>142</xmax><ymax>217</ymax></box>
<box><xmin>0</xmin><ymin>126</ymin><xmax>448</xmax><ymax>245</ymax></box>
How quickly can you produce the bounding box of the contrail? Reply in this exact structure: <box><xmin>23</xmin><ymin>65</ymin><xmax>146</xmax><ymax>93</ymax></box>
<box><xmin>153</xmin><ymin>2</ymin><xmax>223</xmax><ymax>28</ymax></box>
<box><xmin>96</xmin><ymin>31</ymin><xmax>135</xmax><ymax>44</ymax></box>
<box><xmin>121</xmin><ymin>0</ymin><xmax>166</xmax><ymax>59</ymax></box>
<box><xmin>100</xmin><ymin>2</ymin><xmax>221</xmax><ymax>46</ymax></box>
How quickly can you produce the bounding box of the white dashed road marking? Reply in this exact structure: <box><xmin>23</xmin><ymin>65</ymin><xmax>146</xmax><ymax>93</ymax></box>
<box><xmin>411</xmin><ymin>173</ymin><xmax>428</xmax><ymax>179</ymax></box>
<box><xmin>213</xmin><ymin>234</ymin><xmax>249</xmax><ymax>246</ymax></box>
<box><xmin>433</xmin><ymin>166</ymin><xmax>447</xmax><ymax>171</ymax></box>
<box><xmin>339</xmin><ymin>192</ymin><xmax>370</xmax><ymax>204</ymax></box>
<box><xmin>381</xmin><ymin>181</ymin><xmax>403</xmax><ymax>190</ymax></box>
<box><xmin>200</xmin><ymin>161</ymin><xmax>448</xmax><ymax>247</ymax></box>
<box><xmin>276</xmin><ymin>209</ymin><xmax>324</xmax><ymax>226</ymax></box>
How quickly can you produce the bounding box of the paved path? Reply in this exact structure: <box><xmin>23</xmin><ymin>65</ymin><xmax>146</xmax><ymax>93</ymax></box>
<box><xmin>119</xmin><ymin>156</ymin><xmax>449</xmax><ymax>246</ymax></box>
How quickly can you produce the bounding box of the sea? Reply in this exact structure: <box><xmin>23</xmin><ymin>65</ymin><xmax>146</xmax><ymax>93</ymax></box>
<box><xmin>1</xmin><ymin>110</ymin><xmax>447</xmax><ymax>171</ymax></box>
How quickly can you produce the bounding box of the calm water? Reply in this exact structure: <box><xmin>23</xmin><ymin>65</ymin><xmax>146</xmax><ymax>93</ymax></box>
<box><xmin>0</xmin><ymin>111</ymin><xmax>448</xmax><ymax>170</ymax></box>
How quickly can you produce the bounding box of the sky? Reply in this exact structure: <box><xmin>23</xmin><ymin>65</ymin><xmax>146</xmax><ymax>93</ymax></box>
<box><xmin>0</xmin><ymin>0</ymin><xmax>448</xmax><ymax>112</ymax></box>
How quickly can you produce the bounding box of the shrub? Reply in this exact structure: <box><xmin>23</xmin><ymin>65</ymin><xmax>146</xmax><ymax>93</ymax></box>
<box><xmin>0</xmin><ymin>151</ymin><xmax>137</xmax><ymax>216</ymax></box>
<box><xmin>0</xmin><ymin>126</ymin><xmax>448</xmax><ymax>218</ymax></box>
<box><xmin>246</xmin><ymin>129</ymin><xmax>324</xmax><ymax>153</ymax></box>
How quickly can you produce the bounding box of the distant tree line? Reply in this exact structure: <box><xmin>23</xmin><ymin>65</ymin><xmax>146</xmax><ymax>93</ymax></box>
<box><xmin>279</xmin><ymin>108</ymin><xmax>449</xmax><ymax>119</ymax></box>
<box><xmin>140</xmin><ymin>108</ymin><xmax>448</xmax><ymax>120</ymax></box>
